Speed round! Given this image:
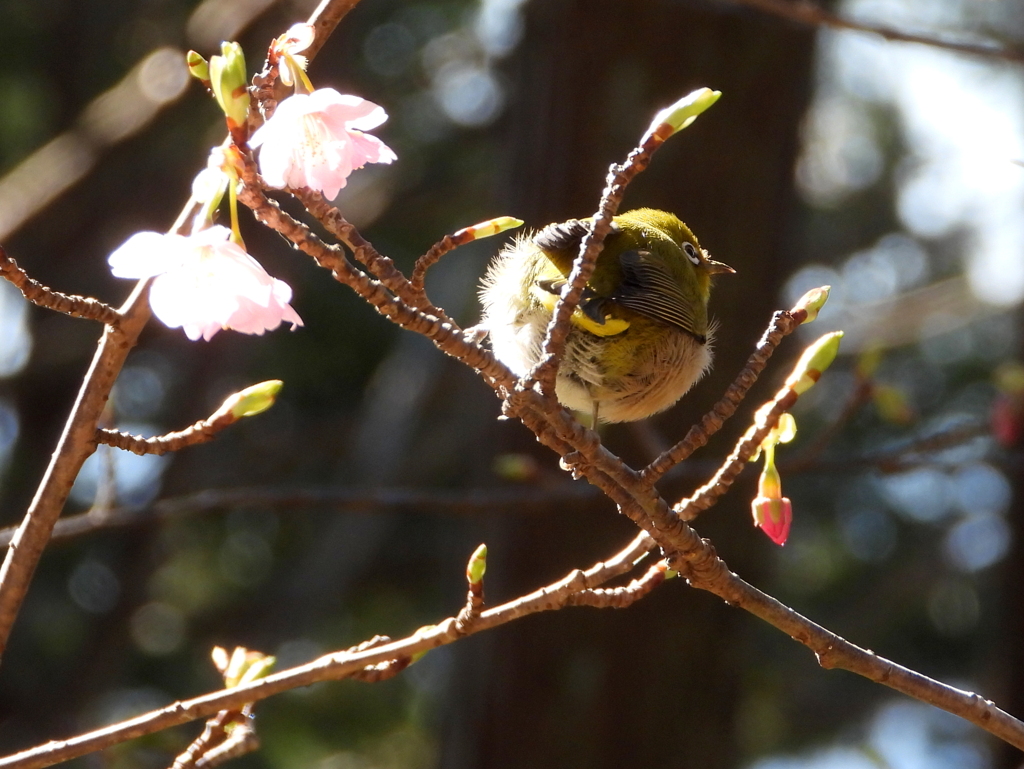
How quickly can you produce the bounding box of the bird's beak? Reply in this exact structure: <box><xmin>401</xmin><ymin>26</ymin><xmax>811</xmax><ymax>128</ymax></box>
<box><xmin>704</xmin><ymin>258</ymin><xmax>735</xmax><ymax>275</ymax></box>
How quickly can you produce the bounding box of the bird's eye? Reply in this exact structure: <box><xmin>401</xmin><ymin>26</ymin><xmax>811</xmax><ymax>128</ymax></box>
<box><xmin>683</xmin><ymin>242</ymin><xmax>700</xmax><ymax>265</ymax></box>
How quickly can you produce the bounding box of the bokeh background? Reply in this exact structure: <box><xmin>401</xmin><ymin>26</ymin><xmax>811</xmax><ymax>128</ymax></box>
<box><xmin>0</xmin><ymin>0</ymin><xmax>1022</xmax><ymax>767</ymax></box>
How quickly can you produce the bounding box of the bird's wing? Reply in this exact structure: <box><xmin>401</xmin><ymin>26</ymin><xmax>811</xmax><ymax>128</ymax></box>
<box><xmin>612</xmin><ymin>250</ymin><xmax>705</xmax><ymax>342</ymax></box>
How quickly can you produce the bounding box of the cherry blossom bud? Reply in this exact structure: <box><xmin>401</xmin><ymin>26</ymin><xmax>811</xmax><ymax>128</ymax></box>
<box><xmin>217</xmin><ymin>646</ymin><xmax>275</xmax><ymax>688</ymax></box>
<box><xmin>792</xmin><ymin>285</ymin><xmax>830</xmax><ymax>324</ymax></box>
<box><xmin>784</xmin><ymin>331</ymin><xmax>844</xmax><ymax>395</ymax></box>
<box><xmin>221</xmin><ymin>380</ymin><xmax>284</xmax><ymax>419</ymax></box>
<box><xmin>872</xmin><ymin>384</ymin><xmax>915</xmax><ymax>425</ymax></box>
<box><xmin>453</xmin><ymin>217</ymin><xmax>524</xmax><ymax>242</ymax></box>
<box><xmin>992</xmin><ymin>361</ymin><xmax>1024</xmax><ymax>447</ymax></box>
<box><xmin>750</xmin><ymin>414</ymin><xmax>796</xmax><ymax>545</ymax></box>
<box><xmin>643</xmin><ymin>88</ymin><xmax>721</xmax><ymax>142</ymax></box>
<box><xmin>186</xmin><ymin>50</ymin><xmax>210</xmax><ymax>84</ymax></box>
<box><xmin>751</xmin><ymin>492</ymin><xmax>792</xmax><ymax>546</ymax></box>
<box><xmin>856</xmin><ymin>347</ymin><xmax>882</xmax><ymax>379</ymax></box>
<box><xmin>209</xmin><ymin>41</ymin><xmax>249</xmax><ymax>132</ymax></box>
<box><xmin>993</xmin><ymin>394</ymin><xmax>1024</xmax><ymax>447</ymax></box>
<box><xmin>466</xmin><ymin>544</ymin><xmax>488</xmax><ymax>585</ymax></box>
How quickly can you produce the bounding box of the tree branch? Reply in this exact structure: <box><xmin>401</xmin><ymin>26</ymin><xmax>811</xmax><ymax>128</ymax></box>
<box><xmin>235</xmin><ymin>158</ymin><xmax>515</xmax><ymax>389</ymax></box>
<box><xmin>0</xmin><ymin>279</ymin><xmax>151</xmax><ymax>661</ymax></box>
<box><xmin>718</xmin><ymin>0</ymin><xmax>1024</xmax><ymax>63</ymax></box>
<box><xmin>0</xmin><ymin>485</ymin><xmax>604</xmax><ymax>548</ymax></box>
<box><xmin>641</xmin><ymin>308</ymin><xmax>802</xmax><ymax>484</ymax></box>
<box><xmin>289</xmin><ymin>187</ymin><xmax>454</xmax><ymax>323</ymax></box>
<box><xmin>0</xmin><ymin>245</ymin><xmax>121</xmax><ymax>326</ymax></box>
<box><xmin>0</xmin><ymin>531</ymin><xmax>660</xmax><ymax>769</ymax></box>
<box><xmin>94</xmin><ymin>382</ymin><xmax>269</xmax><ymax>455</ymax></box>
<box><xmin>304</xmin><ymin>0</ymin><xmax>365</xmax><ymax>62</ymax></box>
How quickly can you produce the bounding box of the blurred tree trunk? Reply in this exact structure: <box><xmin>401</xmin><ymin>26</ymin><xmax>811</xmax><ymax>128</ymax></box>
<box><xmin>439</xmin><ymin>1</ymin><xmax>816</xmax><ymax>767</ymax></box>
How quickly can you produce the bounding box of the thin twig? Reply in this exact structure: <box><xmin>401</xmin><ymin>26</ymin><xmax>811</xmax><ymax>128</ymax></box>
<box><xmin>641</xmin><ymin>309</ymin><xmax>802</xmax><ymax>484</ymax></box>
<box><xmin>0</xmin><ymin>280</ymin><xmax>152</xmax><ymax>661</ymax></box>
<box><xmin>719</xmin><ymin>0</ymin><xmax>1024</xmax><ymax>64</ymax></box>
<box><xmin>0</xmin><ymin>530</ymin><xmax>662</xmax><ymax>769</ymax></box>
<box><xmin>236</xmin><ymin>159</ymin><xmax>512</xmax><ymax>388</ymax></box>
<box><xmin>97</xmin><ymin>413</ymin><xmax>237</xmax><ymax>456</ymax></box>
<box><xmin>191</xmin><ymin>722</ymin><xmax>258</xmax><ymax>769</ymax></box>
<box><xmin>790</xmin><ymin>421</ymin><xmax>992</xmax><ymax>475</ymax></box>
<box><xmin>674</xmin><ymin>395</ymin><xmax>794</xmax><ymax>520</ymax></box>
<box><xmin>305</xmin><ymin>0</ymin><xmax>365</xmax><ymax>62</ymax></box>
<box><xmin>0</xmin><ymin>245</ymin><xmax>121</xmax><ymax>326</ymax></box>
<box><xmin>528</xmin><ymin>122</ymin><xmax>676</xmax><ymax>396</ymax></box>
<box><xmin>566</xmin><ymin>561</ymin><xmax>668</xmax><ymax>609</ymax></box>
<box><xmin>411</xmin><ymin>220</ymin><xmax>506</xmax><ymax>294</ymax></box>
<box><xmin>171</xmin><ymin>707</ymin><xmax>257</xmax><ymax>769</ymax></box>
<box><xmin>342</xmin><ymin>635</ymin><xmax>413</xmax><ymax>683</ymax></box>
<box><xmin>290</xmin><ymin>187</ymin><xmax>453</xmax><ymax>322</ymax></box>
<box><xmin>0</xmin><ymin>485</ymin><xmax>604</xmax><ymax>548</ymax></box>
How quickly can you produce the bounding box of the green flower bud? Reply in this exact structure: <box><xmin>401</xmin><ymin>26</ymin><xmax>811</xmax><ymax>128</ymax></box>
<box><xmin>223</xmin><ymin>380</ymin><xmax>283</xmax><ymax>418</ymax></box>
<box><xmin>466</xmin><ymin>543</ymin><xmax>488</xmax><ymax>584</ymax></box>
<box><xmin>210</xmin><ymin>41</ymin><xmax>250</xmax><ymax>129</ymax></box>
<box><xmin>455</xmin><ymin>217</ymin><xmax>524</xmax><ymax>242</ymax></box>
<box><xmin>785</xmin><ymin>331</ymin><xmax>843</xmax><ymax>395</ymax></box>
<box><xmin>186</xmin><ymin>50</ymin><xmax>210</xmax><ymax>83</ymax></box>
<box><xmin>236</xmin><ymin>654</ymin><xmax>276</xmax><ymax>686</ymax></box>
<box><xmin>792</xmin><ymin>285</ymin><xmax>830</xmax><ymax>324</ymax></box>
<box><xmin>647</xmin><ymin>88</ymin><xmax>722</xmax><ymax>138</ymax></box>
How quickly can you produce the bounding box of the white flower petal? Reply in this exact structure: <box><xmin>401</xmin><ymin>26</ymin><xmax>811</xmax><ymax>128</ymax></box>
<box><xmin>108</xmin><ymin>231</ymin><xmax>185</xmax><ymax>278</ymax></box>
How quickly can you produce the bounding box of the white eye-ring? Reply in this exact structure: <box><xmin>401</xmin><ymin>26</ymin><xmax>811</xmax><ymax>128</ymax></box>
<box><xmin>683</xmin><ymin>242</ymin><xmax>700</xmax><ymax>265</ymax></box>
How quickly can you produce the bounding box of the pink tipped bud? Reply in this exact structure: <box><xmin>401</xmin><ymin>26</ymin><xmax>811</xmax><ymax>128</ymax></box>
<box><xmin>751</xmin><ymin>431</ymin><xmax>793</xmax><ymax>546</ymax></box>
<box><xmin>993</xmin><ymin>395</ymin><xmax>1024</xmax><ymax>447</ymax></box>
<box><xmin>751</xmin><ymin>495</ymin><xmax>792</xmax><ymax>546</ymax></box>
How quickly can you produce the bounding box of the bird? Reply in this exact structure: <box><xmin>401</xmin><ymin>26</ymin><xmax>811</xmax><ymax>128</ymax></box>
<box><xmin>479</xmin><ymin>208</ymin><xmax>733</xmax><ymax>425</ymax></box>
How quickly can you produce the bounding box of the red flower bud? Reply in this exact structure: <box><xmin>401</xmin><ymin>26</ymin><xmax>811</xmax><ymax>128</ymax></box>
<box><xmin>751</xmin><ymin>495</ymin><xmax>792</xmax><ymax>546</ymax></box>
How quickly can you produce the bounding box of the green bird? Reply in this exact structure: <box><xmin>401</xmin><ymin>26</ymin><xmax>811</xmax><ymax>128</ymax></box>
<box><xmin>479</xmin><ymin>208</ymin><xmax>733</xmax><ymax>424</ymax></box>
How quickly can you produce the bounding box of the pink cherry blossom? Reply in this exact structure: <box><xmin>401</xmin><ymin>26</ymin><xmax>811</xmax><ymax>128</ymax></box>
<box><xmin>109</xmin><ymin>226</ymin><xmax>303</xmax><ymax>341</ymax></box>
<box><xmin>248</xmin><ymin>88</ymin><xmax>397</xmax><ymax>199</ymax></box>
